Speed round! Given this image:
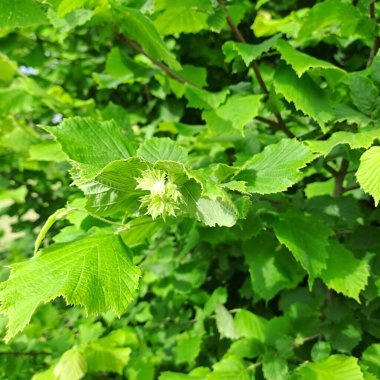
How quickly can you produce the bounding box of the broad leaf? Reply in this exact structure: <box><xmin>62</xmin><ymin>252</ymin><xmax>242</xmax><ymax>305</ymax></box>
<box><xmin>235</xmin><ymin>139</ymin><xmax>315</xmax><ymax>194</ymax></box>
<box><xmin>293</xmin><ymin>355</ymin><xmax>364</xmax><ymax>380</ymax></box>
<box><xmin>362</xmin><ymin>344</ymin><xmax>380</xmax><ymax>378</ymax></box>
<box><xmin>223</xmin><ymin>35</ymin><xmax>280</xmax><ymax>66</ymax></box>
<box><xmin>262</xmin><ymin>352</ymin><xmax>288</xmax><ymax>380</ymax></box>
<box><xmin>349</xmin><ymin>77</ymin><xmax>380</xmax><ymax>117</ymax></box>
<box><xmin>356</xmin><ymin>147</ymin><xmax>380</xmax><ymax>206</ymax></box>
<box><xmin>202</xmin><ymin>94</ymin><xmax>263</xmax><ymax>136</ymax></box>
<box><xmin>276</xmin><ymin>39</ymin><xmax>346</xmax><ymax>83</ymax></box>
<box><xmin>137</xmin><ymin>137</ymin><xmax>188</xmax><ymax>164</ymax></box>
<box><xmin>0</xmin><ymin>231</ymin><xmax>141</xmax><ymax>341</ymax></box>
<box><xmin>44</xmin><ymin>117</ymin><xmax>135</xmax><ymax>181</ymax></box>
<box><xmin>274</xmin><ymin>64</ymin><xmax>334</xmax><ymax>127</ymax></box>
<box><xmin>307</xmin><ymin>129</ymin><xmax>380</xmax><ymax>156</ymax></box>
<box><xmin>184</xmin><ymin>86</ymin><xmax>230</xmax><ymax>110</ymax></box>
<box><xmin>243</xmin><ymin>232</ymin><xmax>304</xmax><ymax>301</ymax></box>
<box><xmin>0</xmin><ymin>0</ymin><xmax>47</xmax><ymax>29</ymax></box>
<box><xmin>54</xmin><ymin>348</ymin><xmax>87</xmax><ymax>380</ymax></box>
<box><xmin>206</xmin><ymin>356</ymin><xmax>250</xmax><ymax>380</ymax></box>
<box><xmin>320</xmin><ymin>241</ymin><xmax>369</xmax><ymax>302</ymax></box>
<box><xmin>273</xmin><ymin>211</ymin><xmax>330</xmax><ymax>280</ymax></box>
<box><xmin>215</xmin><ymin>304</ymin><xmax>239</xmax><ymax>340</ymax></box>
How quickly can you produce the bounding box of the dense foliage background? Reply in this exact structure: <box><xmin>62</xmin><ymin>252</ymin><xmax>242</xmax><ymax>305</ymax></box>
<box><xmin>0</xmin><ymin>0</ymin><xmax>380</xmax><ymax>379</ymax></box>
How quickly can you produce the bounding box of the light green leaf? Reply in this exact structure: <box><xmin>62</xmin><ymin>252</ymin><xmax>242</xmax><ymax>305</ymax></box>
<box><xmin>0</xmin><ymin>88</ymin><xmax>33</xmax><ymax>116</ymax></box>
<box><xmin>223</xmin><ymin>35</ymin><xmax>280</xmax><ymax>66</ymax></box>
<box><xmin>137</xmin><ymin>137</ymin><xmax>188</xmax><ymax>164</ymax></box>
<box><xmin>0</xmin><ymin>0</ymin><xmax>47</xmax><ymax>29</ymax></box>
<box><xmin>235</xmin><ymin>139</ymin><xmax>315</xmax><ymax>194</ymax></box>
<box><xmin>0</xmin><ymin>53</ymin><xmax>17</xmax><ymax>83</ymax></box>
<box><xmin>174</xmin><ymin>331</ymin><xmax>203</xmax><ymax>365</ymax></box>
<box><xmin>274</xmin><ymin>64</ymin><xmax>334</xmax><ymax>127</ymax></box>
<box><xmin>28</xmin><ymin>141</ymin><xmax>67</xmax><ymax>162</ymax></box>
<box><xmin>356</xmin><ymin>147</ymin><xmax>380</xmax><ymax>206</ymax></box>
<box><xmin>262</xmin><ymin>352</ymin><xmax>288</xmax><ymax>380</ymax></box>
<box><xmin>276</xmin><ymin>39</ymin><xmax>345</xmax><ymax>79</ymax></box>
<box><xmin>362</xmin><ymin>344</ymin><xmax>380</xmax><ymax>378</ymax></box>
<box><xmin>243</xmin><ymin>232</ymin><xmax>304</xmax><ymax>301</ymax></box>
<box><xmin>234</xmin><ymin>310</ymin><xmax>267</xmax><ymax>342</ymax></box>
<box><xmin>202</xmin><ymin>94</ymin><xmax>263</xmax><ymax>136</ymax></box>
<box><xmin>273</xmin><ymin>211</ymin><xmax>330</xmax><ymax>280</ymax></box>
<box><xmin>184</xmin><ymin>86</ymin><xmax>230</xmax><ymax>110</ymax></box>
<box><xmin>111</xmin><ymin>4</ymin><xmax>181</xmax><ymax>71</ymax></box>
<box><xmin>0</xmin><ymin>231</ymin><xmax>141</xmax><ymax>341</ymax></box>
<box><xmin>206</xmin><ymin>356</ymin><xmax>250</xmax><ymax>380</ymax></box>
<box><xmin>306</xmin><ymin>129</ymin><xmax>380</xmax><ymax>156</ymax></box>
<box><xmin>57</xmin><ymin>0</ymin><xmax>86</xmax><ymax>17</ymax></box>
<box><xmin>154</xmin><ymin>0</ymin><xmax>211</xmax><ymax>36</ymax></box>
<box><xmin>44</xmin><ymin>117</ymin><xmax>135</xmax><ymax>180</ymax></box>
<box><xmin>294</xmin><ymin>355</ymin><xmax>364</xmax><ymax>380</ymax></box>
<box><xmin>54</xmin><ymin>348</ymin><xmax>87</xmax><ymax>380</ymax></box>
<box><xmin>85</xmin><ymin>343</ymin><xmax>131</xmax><ymax>375</ymax></box>
<box><xmin>320</xmin><ymin>241</ymin><xmax>369</xmax><ymax>302</ymax></box>
<box><xmin>80</xmin><ymin>158</ymin><xmax>147</xmax><ymax>216</ymax></box>
<box><xmin>215</xmin><ymin>304</ymin><xmax>239</xmax><ymax>340</ymax></box>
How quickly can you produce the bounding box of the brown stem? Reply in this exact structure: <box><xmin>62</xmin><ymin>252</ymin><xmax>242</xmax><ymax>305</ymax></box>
<box><xmin>118</xmin><ymin>35</ymin><xmax>194</xmax><ymax>86</ymax></box>
<box><xmin>333</xmin><ymin>159</ymin><xmax>349</xmax><ymax>197</ymax></box>
<box><xmin>323</xmin><ymin>163</ymin><xmax>338</xmax><ymax>177</ymax></box>
<box><xmin>367</xmin><ymin>1</ymin><xmax>380</xmax><ymax>67</ymax></box>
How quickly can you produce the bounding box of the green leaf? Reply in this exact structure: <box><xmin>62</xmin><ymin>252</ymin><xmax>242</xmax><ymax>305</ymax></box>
<box><xmin>234</xmin><ymin>310</ymin><xmax>267</xmax><ymax>342</ymax></box>
<box><xmin>137</xmin><ymin>137</ymin><xmax>188</xmax><ymax>164</ymax></box>
<box><xmin>293</xmin><ymin>355</ymin><xmax>364</xmax><ymax>380</ymax></box>
<box><xmin>0</xmin><ymin>231</ymin><xmax>141</xmax><ymax>341</ymax></box>
<box><xmin>274</xmin><ymin>64</ymin><xmax>334</xmax><ymax>128</ymax></box>
<box><xmin>350</xmin><ymin>77</ymin><xmax>380</xmax><ymax>117</ymax></box>
<box><xmin>44</xmin><ymin>117</ymin><xmax>135</xmax><ymax>180</ymax></box>
<box><xmin>154</xmin><ymin>0</ymin><xmax>211</xmax><ymax>36</ymax></box>
<box><xmin>184</xmin><ymin>86</ymin><xmax>230</xmax><ymax>110</ymax></box>
<box><xmin>276</xmin><ymin>39</ymin><xmax>345</xmax><ymax>79</ymax></box>
<box><xmin>93</xmin><ymin>47</ymin><xmax>157</xmax><ymax>89</ymax></box>
<box><xmin>362</xmin><ymin>344</ymin><xmax>380</xmax><ymax>378</ymax></box>
<box><xmin>243</xmin><ymin>232</ymin><xmax>304</xmax><ymax>301</ymax></box>
<box><xmin>80</xmin><ymin>158</ymin><xmax>147</xmax><ymax>216</ymax></box>
<box><xmin>85</xmin><ymin>343</ymin><xmax>131</xmax><ymax>374</ymax></box>
<box><xmin>320</xmin><ymin>241</ymin><xmax>369</xmax><ymax>302</ymax></box>
<box><xmin>54</xmin><ymin>348</ymin><xmax>87</xmax><ymax>380</ymax></box>
<box><xmin>223</xmin><ymin>35</ymin><xmax>280</xmax><ymax>66</ymax></box>
<box><xmin>306</xmin><ymin>129</ymin><xmax>380</xmax><ymax>156</ymax></box>
<box><xmin>120</xmin><ymin>216</ymin><xmax>164</xmax><ymax>247</ymax></box>
<box><xmin>0</xmin><ymin>0</ymin><xmax>47</xmax><ymax>29</ymax></box>
<box><xmin>206</xmin><ymin>356</ymin><xmax>250</xmax><ymax>380</ymax></box>
<box><xmin>262</xmin><ymin>352</ymin><xmax>288</xmax><ymax>380</ymax></box>
<box><xmin>235</xmin><ymin>139</ymin><xmax>315</xmax><ymax>194</ymax></box>
<box><xmin>202</xmin><ymin>94</ymin><xmax>263</xmax><ymax>136</ymax></box>
<box><xmin>273</xmin><ymin>211</ymin><xmax>330</xmax><ymax>280</ymax></box>
<box><xmin>215</xmin><ymin>304</ymin><xmax>239</xmax><ymax>340</ymax></box>
<box><xmin>0</xmin><ymin>53</ymin><xmax>17</xmax><ymax>83</ymax></box>
<box><xmin>356</xmin><ymin>147</ymin><xmax>380</xmax><ymax>206</ymax></box>
<box><xmin>111</xmin><ymin>5</ymin><xmax>181</xmax><ymax>71</ymax></box>
<box><xmin>311</xmin><ymin>342</ymin><xmax>332</xmax><ymax>363</ymax></box>
<box><xmin>57</xmin><ymin>0</ymin><xmax>86</xmax><ymax>17</ymax></box>
<box><xmin>174</xmin><ymin>331</ymin><xmax>203</xmax><ymax>365</ymax></box>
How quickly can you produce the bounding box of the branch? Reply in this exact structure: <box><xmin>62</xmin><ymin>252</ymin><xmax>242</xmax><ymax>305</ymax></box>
<box><xmin>323</xmin><ymin>162</ymin><xmax>338</xmax><ymax>177</ymax></box>
<box><xmin>367</xmin><ymin>1</ymin><xmax>380</xmax><ymax>67</ymax></box>
<box><xmin>342</xmin><ymin>183</ymin><xmax>360</xmax><ymax>193</ymax></box>
<box><xmin>217</xmin><ymin>0</ymin><xmax>294</xmax><ymax>138</ymax></box>
<box><xmin>117</xmin><ymin>35</ymin><xmax>196</xmax><ymax>86</ymax></box>
<box><xmin>333</xmin><ymin>159</ymin><xmax>349</xmax><ymax>197</ymax></box>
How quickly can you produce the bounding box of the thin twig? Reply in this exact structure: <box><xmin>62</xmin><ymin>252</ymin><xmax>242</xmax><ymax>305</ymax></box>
<box><xmin>367</xmin><ymin>1</ymin><xmax>380</xmax><ymax>67</ymax></box>
<box><xmin>117</xmin><ymin>35</ymin><xmax>195</xmax><ymax>86</ymax></box>
<box><xmin>342</xmin><ymin>183</ymin><xmax>360</xmax><ymax>193</ymax></box>
<box><xmin>216</xmin><ymin>0</ymin><xmax>294</xmax><ymax>138</ymax></box>
<box><xmin>323</xmin><ymin>163</ymin><xmax>338</xmax><ymax>177</ymax></box>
